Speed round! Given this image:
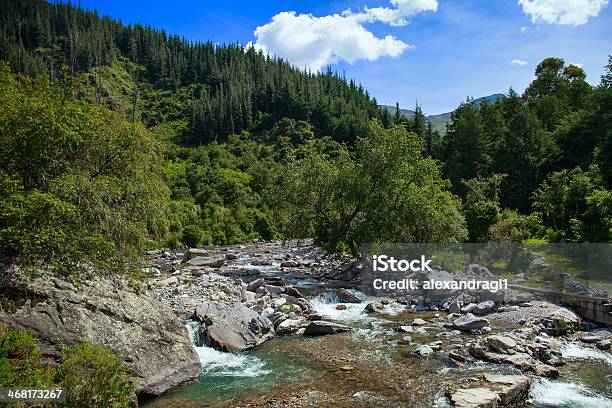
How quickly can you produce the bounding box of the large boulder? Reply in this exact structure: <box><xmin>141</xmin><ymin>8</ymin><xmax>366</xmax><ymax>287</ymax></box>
<box><xmin>453</xmin><ymin>313</ymin><xmax>490</xmax><ymax>332</ymax></box>
<box><xmin>192</xmin><ymin>302</ymin><xmax>274</xmax><ymax>352</ymax></box>
<box><xmin>304</xmin><ymin>320</ymin><xmax>352</xmax><ymax>335</ymax></box>
<box><xmin>0</xmin><ymin>266</ymin><xmax>201</xmax><ymax>397</ymax></box>
<box><xmin>537</xmin><ymin>308</ymin><xmax>581</xmax><ymax>336</ymax></box>
<box><xmin>187</xmin><ymin>256</ymin><xmax>225</xmax><ymax>268</ymax></box>
<box><xmin>473</xmin><ymin>300</ymin><xmax>495</xmax><ymax>316</ymax></box>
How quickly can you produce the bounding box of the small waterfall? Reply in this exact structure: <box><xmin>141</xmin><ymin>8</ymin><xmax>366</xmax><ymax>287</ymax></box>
<box><xmin>184</xmin><ymin>320</ymin><xmax>270</xmax><ymax>378</ymax></box>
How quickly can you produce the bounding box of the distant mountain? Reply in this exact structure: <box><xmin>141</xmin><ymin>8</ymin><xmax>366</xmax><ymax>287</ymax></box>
<box><xmin>381</xmin><ymin>93</ymin><xmax>505</xmax><ymax>135</ymax></box>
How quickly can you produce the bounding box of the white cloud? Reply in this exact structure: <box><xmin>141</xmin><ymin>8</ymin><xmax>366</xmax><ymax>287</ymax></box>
<box><xmin>362</xmin><ymin>0</ymin><xmax>439</xmax><ymax>26</ymax></box>
<box><xmin>520</xmin><ymin>26</ymin><xmax>528</xmax><ymax>32</ymax></box>
<box><xmin>251</xmin><ymin>0</ymin><xmax>437</xmax><ymax>71</ymax></box>
<box><xmin>518</xmin><ymin>0</ymin><xmax>608</xmax><ymax>25</ymax></box>
<box><xmin>511</xmin><ymin>59</ymin><xmax>528</xmax><ymax>66</ymax></box>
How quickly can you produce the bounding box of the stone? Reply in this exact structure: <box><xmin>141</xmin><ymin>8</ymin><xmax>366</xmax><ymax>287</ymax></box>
<box><xmin>283</xmin><ymin>286</ymin><xmax>303</xmax><ymax>298</ymax></box>
<box><xmin>539</xmin><ymin>308</ymin><xmax>581</xmax><ymax>335</ymax></box>
<box><xmin>473</xmin><ymin>301</ymin><xmax>495</xmax><ymax>316</ymax></box>
<box><xmin>193</xmin><ymin>302</ymin><xmax>274</xmax><ymax>352</ymax></box>
<box><xmin>596</xmin><ymin>339</ymin><xmax>611</xmax><ymax>350</ymax></box>
<box><xmin>304</xmin><ymin>320</ymin><xmax>352</xmax><ymax>335</ymax></box>
<box><xmin>272</xmin><ymin>297</ymin><xmax>287</xmax><ymax>308</ymax></box>
<box><xmin>246</xmin><ymin>278</ymin><xmax>264</xmax><ymax>292</ymax></box>
<box><xmin>401</xmin><ymin>335</ymin><xmax>413</xmax><ymax>344</ymax></box>
<box><xmin>411</xmin><ymin>318</ymin><xmax>427</xmax><ymax>326</ymax></box>
<box><xmin>191</xmin><ymin>269</ymin><xmax>206</xmax><ymax>277</ymax></box>
<box><xmin>449</xmin><ymin>351</ymin><xmax>466</xmax><ymax>362</ymax></box>
<box><xmin>534</xmin><ymin>363</ymin><xmax>559</xmax><ymax>378</ymax></box>
<box><xmin>415</xmin><ymin>345</ymin><xmax>434</xmax><ymax>356</ymax></box>
<box><xmin>580</xmin><ymin>335</ymin><xmax>602</xmax><ymax>344</ymax></box>
<box><xmin>0</xmin><ymin>268</ymin><xmax>201</xmax><ymax>397</ymax></box>
<box><xmin>280</xmin><ymin>260</ymin><xmax>299</xmax><ymax>268</ymax></box>
<box><xmin>461</xmin><ymin>303</ymin><xmax>478</xmax><ymax>314</ymax></box>
<box><xmin>275</xmin><ymin>319</ymin><xmax>301</xmax><ymax>335</ymax></box>
<box><xmin>264</xmin><ymin>284</ymin><xmax>283</xmax><ymax>295</ymax></box>
<box><xmin>486</xmin><ymin>335</ymin><xmax>517</xmax><ymax>354</ymax></box>
<box><xmin>334</xmin><ymin>289</ymin><xmax>361</xmax><ymax>303</ymax></box>
<box><xmin>336</xmin><ymin>304</ymin><xmax>348</xmax><ymax>310</ymax></box>
<box><xmin>158</xmin><ymin>276</ymin><xmax>179</xmax><ymax>286</ymax></box>
<box><xmin>341</xmin><ymin>365</ymin><xmax>354</xmax><ymax>371</ymax></box>
<box><xmin>483</xmin><ymin>374</ymin><xmax>532</xmax><ymax>405</ymax></box>
<box><xmin>448</xmin><ymin>387</ymin><xmax>500</xmax><ymax>408</ymax></box>
<box><xmin>453</xmin><ymin>313</ymin><xmax>489</xmax><ymax>332</ymax></box>
<box><xmin>448</xmin><ymin>299</ymin><xmax>461</xmax><ymax>314</ymax></box>
<box><xmin>187</xmin><ymin>256</ymin><xmax>225</xmax><ymax>268</ymax></box>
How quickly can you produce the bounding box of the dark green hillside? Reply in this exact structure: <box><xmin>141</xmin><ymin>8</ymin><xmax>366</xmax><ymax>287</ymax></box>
<box><xmin>0</xmin><ymin>0</ymin><xmax>391</xmax><ymax>145</ymax></box>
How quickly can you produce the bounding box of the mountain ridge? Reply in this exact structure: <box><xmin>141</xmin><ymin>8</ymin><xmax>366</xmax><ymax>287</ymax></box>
<box><xmin>382</xmin><ymin>93</ymin><xmax>505</xmax><ymax>134</ymax></box>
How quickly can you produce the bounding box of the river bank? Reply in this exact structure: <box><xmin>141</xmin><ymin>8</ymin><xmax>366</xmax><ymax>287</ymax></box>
<box><xmin>143</xmin><ymin>241</ymin><xmax>612</xmax><ymax>408</ymax></box>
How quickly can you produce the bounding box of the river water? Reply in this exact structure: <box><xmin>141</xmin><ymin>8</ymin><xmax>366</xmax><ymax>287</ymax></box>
<box><xmin>145</xmin><ymin>265</ymin><xmax>612</xmax><ymax>407</ymax></box>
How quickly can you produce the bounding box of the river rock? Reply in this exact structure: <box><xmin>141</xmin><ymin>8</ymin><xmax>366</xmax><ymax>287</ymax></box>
<box><xmin>158</xmin><ymin>276</ymin><xmax>179</xmax><ymax>286</ymax></box>
<box><xmin>246</xmin><ymin>278</ymin><xmax>264</xmax><ymax>292</ymax></box>
<box><xmin>537</xmin><ymin>308</ymin><xmax>581</xmax><ymax>335</ymax></box>
<box><xmin>448</xmin><ymin>299</ymin><xmax>461</xmax><ymax>314</ymax></box>
<box><xmin>415</xmin><ymin>344</ymin><xmax>434</xmax><ymax>356</ymax></box>
<box><xmin>304</xmin><ymin>320</ymin><xmax>352</xmax><ymax>335</ymax></box>
<box><xmin>486</xmin><ymin>335</ymin><xmax>517</xmax><ymax>354</ymax></box>
<box><xmin>453</xmin><ymin>313</ymin><xmax>489</xmax><ymax>332</ymax></box>
<box><xmin>412</xmin><ymin>318</ymin><xmax>427</xmax><ymax>326</ymax></box>
<box><xmin>448</xmin><ymin>387</ymin><xmax>500</xmax><ymax>408</ymax></box>
<box><xmin>188</xmin><ymin>256</ymin><xmax>225</xmax><ymax>268</ymax></box>
<box><xmin>473</xmin><ymin>300</ymin><xmax>495</xmax><ymax>315</ymax></box>
<box><xmin>461</xmin><ymin>303</ymin><xmax>478</xmax><ymax>313</ymax></box>
<box><xmin>596</xmin><ymin>339</ymin><xmax>611</xmax><ymax>350</ymax></box>
<box><xmin>482</xmin><ymin>374</ymin><xmax>532</xmax><ymax>405</ymax></box>
<box><xmin>275</xmin><ymin>319</ymin><xmax>302</xmax><ymax>335</ymax></box>
<box><xmin>0</xmin><ymin>267</ymin><xmax>201</xmax><ymax>397</ymax></box>
<box><xmin>334</xmin><ymin>289</ymin><xmax>361</xmax><ymax>303</ymax></box>
<box><xmin>283</xmin><ymin>286</ymin><xmax>303</xmax><ymax>298</ymax></box>
<box><xmin>580</xmin><ymin>334</ymin><xmax>602</xmax><ymax>344</ymax></box>
<box><xmin>192</xmin><ymin>302</ymin><xmax>274</xmax><ymax>352</ymax></box>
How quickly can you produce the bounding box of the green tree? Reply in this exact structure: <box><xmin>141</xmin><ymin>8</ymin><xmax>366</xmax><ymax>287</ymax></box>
<box><xmin>278</xmin><ymin>121</ymin><xmax>467</xmax><ymax>252</ymax></box>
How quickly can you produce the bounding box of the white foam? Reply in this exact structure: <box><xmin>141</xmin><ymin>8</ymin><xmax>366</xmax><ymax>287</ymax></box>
<box><xmin>562</xmin><ymin>343</ymin><xmax>612</xmax><ymax>366</ymax></box>
<box><xmin>530</xmin><ymin>379</ymin><xmax>612</xmax><ymax>407</ymax></box>
<box><xmin>185</xmin><ymin>321</ymin><xmax>270</xmax><ymax>378</ymax></box>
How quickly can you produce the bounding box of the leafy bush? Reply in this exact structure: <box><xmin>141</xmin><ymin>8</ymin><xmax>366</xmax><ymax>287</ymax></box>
<box><xmin>57</xmin><ymin>343</ymin><xmax>136</xmax><ymax>408</ymax></box>
<box><xmin>0</xmin><ymin>324</ymin><xmax>54</xmax><ymax>388</ymax></box>
<box><xmin>0</xmin><ymin>324</ymin><xmax>137</xmax><ymax>407</ymax></box>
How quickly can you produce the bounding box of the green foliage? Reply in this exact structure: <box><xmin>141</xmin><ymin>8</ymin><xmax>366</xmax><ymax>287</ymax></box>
<box><xmin>278</xmin><ymin>121</ymin><xmax>467</xmax><ymax>252</ymax></box>
<box><xmin>57</xmin><ymin>343</ymin><xmax>136</xmax><ymax>408</ymax></box>
<box><xmin>0</xmin><ymin>63</ymin><xmax>169</xmax><ymax>272</ymax></box>
<box><xmin>488</xmin><ymin>210</ymin><xmax>541</xmax><ymax>243</ymax></box>
<box><xmin>462</xmin><ymin>174</ymin><xmax>505</xmax><ymax>242</ymax></box>
<box><xmin>532</xmin><ymin>165</ymin><xmax>610</xmax><ymax>242</ymax></box>
<box><xmin>0</xmin><ymin>324</ymin><xmax>54</xmax><ymax>388</ymax></box>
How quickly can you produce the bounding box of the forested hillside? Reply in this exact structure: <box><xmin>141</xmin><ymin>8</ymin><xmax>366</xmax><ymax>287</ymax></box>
<box><xmin>0</xmin><ymin>0</ymin><xmax>610</xmax><ymax>273</ymax></box>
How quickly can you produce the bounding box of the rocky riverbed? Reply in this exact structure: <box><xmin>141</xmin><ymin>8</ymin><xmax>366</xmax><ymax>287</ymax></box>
<box><xmin>142</xmin><ymin>241</ymin><xmax>612</xmax><ymax>408</ymax></box>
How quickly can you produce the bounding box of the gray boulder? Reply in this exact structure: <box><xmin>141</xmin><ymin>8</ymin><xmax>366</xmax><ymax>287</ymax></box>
<box><xmin>0</xmin><ymin>266</ymin><xmax>201</xmax><ymax>397</ymax></box>
<box><xmin>193</xmin><ymin>302</ymin><xmax>274</xmax><ymax>352</ymax></box>
<box><xmin>304</xmin><ymin>320</ymin><xmax>352</xmax><ymax>335</ymax></box>
<box><xmin>453</xmin><ymin>313</ymin><xmax>490</xmax><ymax>332</ymax></box>
<box><xmin>473</xmin><ymin>300</ymin><xmax>495</xmax><ymax>315</ymax></box>
<box><xmin>187</xmin><ymin>256</ymin><xmax>225</xmax><ymax>268</ymax></box>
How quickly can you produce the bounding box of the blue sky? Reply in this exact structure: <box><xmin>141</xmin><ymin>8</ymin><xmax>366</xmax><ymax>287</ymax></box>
<box><xmin>78</xmin><ymin>0</ymin><xmax>611</xmax><ymax>114</ymax></box>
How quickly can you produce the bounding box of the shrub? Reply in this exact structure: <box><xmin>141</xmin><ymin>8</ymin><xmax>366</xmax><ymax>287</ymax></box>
<box><xmin>0</xmin><ymin>324</ymin><xmax>55</xmax><ymax>388</ymax></box>
<box><xmin>57</xmin><ymin>343</ymin><xmax>136</xmax><ymax>408</ymax></box>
